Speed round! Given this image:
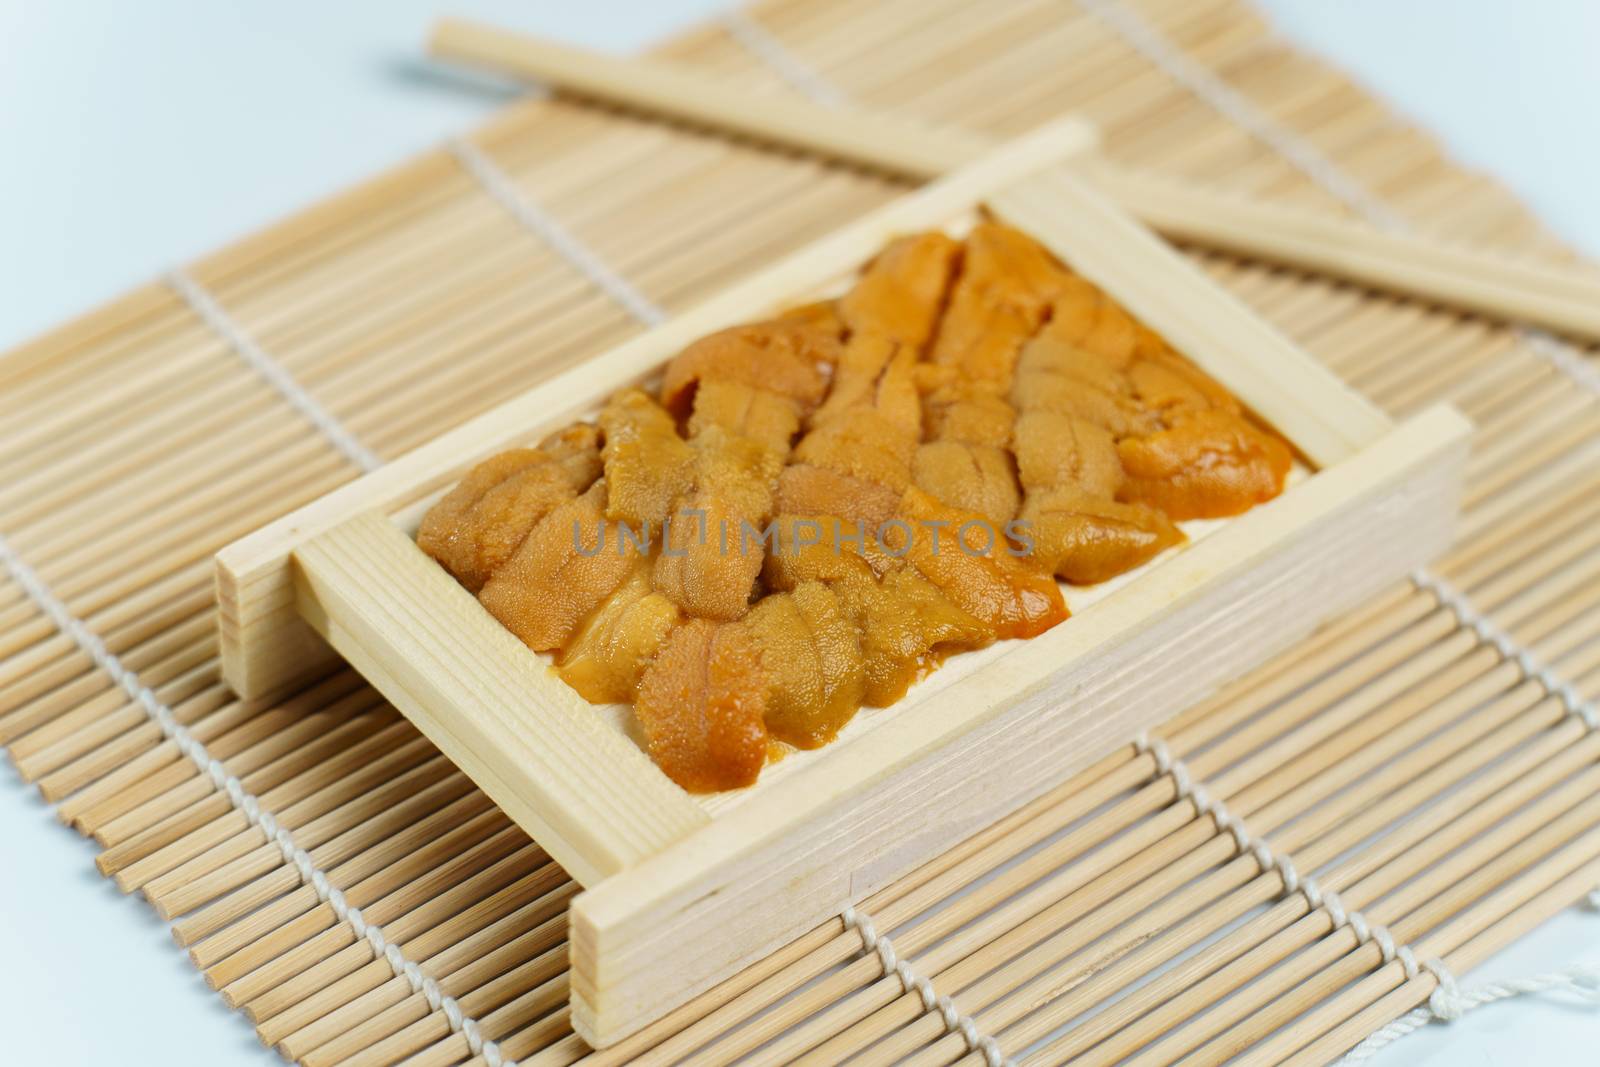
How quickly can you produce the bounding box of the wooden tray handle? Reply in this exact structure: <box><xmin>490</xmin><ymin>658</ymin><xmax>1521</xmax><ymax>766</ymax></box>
<box><xmin>292</xmin><ymin>511</ymin><xmax>709</xmax><ymax>887</ymax></box>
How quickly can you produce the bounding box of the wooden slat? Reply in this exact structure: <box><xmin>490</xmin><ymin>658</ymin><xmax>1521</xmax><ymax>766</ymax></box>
<box><xmin>430</xmin><ymin>20</ymin><xmax>1600</xmax><ymax>344</ymax></box>
<box><xmin>293</xmin><ymin>512</ymin><xmax>708</xmax><ymax>886</ymax></box>
<box><xmin>215</xmin><ymin>115</ymin><xmax>1097</xmax><ymax>701</ymax></box>
<box><xmin>0</xmin><ymin>0</ymin><xmax>1594</xmax><ymax>1063</ymax></box>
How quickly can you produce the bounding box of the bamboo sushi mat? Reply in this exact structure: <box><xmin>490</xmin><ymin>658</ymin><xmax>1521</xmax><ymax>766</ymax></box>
<box><xmin>5</xmin><ymin>0</ymin><xmax>1600</xmax><ymax>1063</ymax></box>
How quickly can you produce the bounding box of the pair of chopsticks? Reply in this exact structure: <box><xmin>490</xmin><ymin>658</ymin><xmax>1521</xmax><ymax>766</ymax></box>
<box><xmin>430</xmin><ymin>18</ymin><xmax>1600</xmax><ymax>346</ymax></box>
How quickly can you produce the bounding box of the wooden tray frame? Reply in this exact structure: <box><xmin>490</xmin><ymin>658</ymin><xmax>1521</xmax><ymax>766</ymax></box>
<box><xmin>215</xmin><ymin>120</ymin><xmax>1472</xmax><ymax>1046</ymax></box>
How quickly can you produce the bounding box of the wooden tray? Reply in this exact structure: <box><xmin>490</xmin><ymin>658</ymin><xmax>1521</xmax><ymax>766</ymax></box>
<box><xmin>214</xmin><ymin>120</ymin><xmax>1472</xmax><ymax>1046</ymax></box>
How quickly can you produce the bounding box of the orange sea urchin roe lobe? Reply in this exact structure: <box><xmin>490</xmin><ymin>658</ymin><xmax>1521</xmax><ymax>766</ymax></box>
<box><xmin>477</xmin><ymin>481</ymin><xmax>639</xmax><ymax>652</ymax></box>
<box><xmin>417</xmin><ymin>424</ymin><xmax>603</xmax><ymax>592</ymax></box>
<box><xmin>777</xmin><ymin>299</ymin><xmax>846</xmax><ymax>340</ymax></box>
<box><xmin>910</xmin><ymin>440</ymin><xmax>1020</xmax><ymax>527</ymax></box>
<box><xmin>838</xmin><ymin>232</ymin><xmax>960</xmax><ymax>348</ymax></box>
<box><xmin>1012</xmin><ymin>334</ymin><xmax>1157</xmax><ymax>438</ymax></box>
<box><xmin>598</xmin><ymin>389</ymin><xmax>697</xmax><ymax>533</ymax></box>
<box><xmin>893</xmin><ymin>487</ymin><xmax>1068</xmax><ymax>641</ymax></box>
<box><xmin>417</xmin><ymin>448</ymin><xmax>545</xmax><ymax>587</ymax></box>
<box><xmin>649</xmin><ymin>321</ymin><xmax>825</xmax><ymax>622</ymax></box>
<box><xmin>929</xmin><ymin>223</ymin><xmax>1073</xmax><ymax>385</ymax></box>
<box><xmin>651</xmin><ymin>428</ymin><xmax>782</xmax><ymax>621</ymax></box>
<box><xmin>1117</xmin><ymin>408</ymin><xmax>1293</xmax><ymax>519</ymax></box>
<box><xmin>762</xmin><ymin>523</ymin><xmax>991</xmax><ymax>707</ymax></box>
<box><xmin>416</xmin><ymin>222</ymin><xmax>1292</xmax><ymax>793</ymax></box>
<box><xmin>659</xmin><ymin>320</ymin><xmax>833</xmax><ymax>417</ymax></box>
<box><xmin>686</xmin><ymin>378</ymin><xmax>802</xmax><ymax>457</ymax></box>
<box><xmin>1018</xmin><ymin>485</ymin><xmax>1182</xmax><ymax>585</ymax></box>
<box><xmin>774</xmin><ymin>464</ymin><xmax>902</xmax><ymax>534</ymax></box>
<box><xmin>635</xmin><ymin>619</ymin><xmax>770</xmax><ymax>792</ymax></box>
<box><xmin>556</xmin><ymin>560</ymin><xmax>680</xmax><ymax>704</ymax></box>
<box><xmin>741</xmin><ymin>581</ymin><xmax>866</xmax><ymax>749</ymax></box>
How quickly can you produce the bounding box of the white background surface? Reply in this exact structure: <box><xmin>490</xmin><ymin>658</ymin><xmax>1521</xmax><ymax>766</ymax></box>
<box><xmin>2</xmin><ymin>2</ymin><xmax>1598</xmax><ymax>1064</ymax></box>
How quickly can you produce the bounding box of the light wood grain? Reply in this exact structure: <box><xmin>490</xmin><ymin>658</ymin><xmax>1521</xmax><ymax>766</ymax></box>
<box><xmin>211</xmin><ymin>127</ymin><xmax>1477</xmax><ymax>1045</ymax></box>
<box><xmin>429</xmin><ymin>20</ymin><xmax>1600</xmax><ymax>344</ymax></box>
<box><xmin>0</xmin><ymin>3</ymin><xmax>1591</xmax><ymax>1064</ymax></box>
<box><xmin>216</xmin><ymin>116</ymin><xmax>1096</xmax><ymax>701</ymax></box>
<box><xmin>1095</xmin><ymin>161</ymin><xmax>1600</xmax><ymax>342</ymax></box>
<box><xmin>569</xmin><ymin>403</ymin><xmax>1470</xmax><ymax>1045</ymax></box>
<box><xmin>430</xmin><ymin>17</ymin><xmax>1012</xmax><ymax>180</ymax></box>
<box><xmin>988</xmin><ymin>167</ymin><xmax>1388</xmax><ymax>464</ymax></box>
<box><xmin>291</xmin><ymin>512</ymin><xmax>706</xmax><ymax>887</ymax></box>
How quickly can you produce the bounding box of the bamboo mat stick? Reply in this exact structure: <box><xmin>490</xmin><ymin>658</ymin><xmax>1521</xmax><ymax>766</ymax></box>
<box><xmin>1107</xmin><ymin>804</ymin><xmax>1600</xmax><ymax>1065</ymax></box>
<box><xmin>598</xmin><ymin>614</ymin><xmax>1484</xmax><ymax>1062</ymax></box>
<box><xmin>10</xmin><ymin>654</ymin><xmax>362</xmax><ymax>782</ymax></box>
<box><xmin>124</xmin><ymin>734</ymin><xmax>442</xmax><ymax>899</ymax></box>
<box><xmin>911</xmin><ymin>733</ymin><xmax>1600</xmax><ymax>1067</ymax></box>
<box><xmin>429</xmin><ymin>19</ymin><xmax>1600</xmax><ymax>342</ymax></box>
<box><xmin>1042</xmin><ymin>693</ymin><xmax>1566</xmax><ymax>1061</ymax></box>
<box><xmin>279</xmin><ymin>889</ymin><xmax>571</xmax><ymax>1062</ymax></box>
<box><xmin>0</xmin><ymin>4</ymin><xmax>1595</xmax><ymax>1064</ymax></box>
<box><xmin>243</xmin><ymin>858</ymin><xmax>562</xmax><ymax>1039</ymax></box>
<box><xmin>87</xmin><ymin>698</ymin><xmax>398</xmax><ymax>855</ymax></box>
<box><xmin>195</xmin><ymin>799</ymin><xmax>515</xmax><ymax>987</ymax></box>
<box><xmin>1219</xmin><ymin>821</ymin><xmax>1600</xmax><ymax>1066</ymax></box>
<box><xmin>303</xmin><ymin>904</ymin><xmax>569</xmax><ymax>1058</ymax></box>
<box><xmin>1287</xmin><ymin>859</ymin><xmax>1600</xmax><ymax>1065</ymax></box>
<box><xmin>780</xmin><ymin>638</ymin><xmax>1536</xmax><ymax>1066</ymax></box>
<box><xmin>983</xmin><ymin>676</ymin><xmax>1567</xmax><ymax>1065</ymax></box>
<box><xmin>179</xmin><ymin>784</ymin><xmax>499</xmax><ymax>955</ymax></box>
<box><xmin>250</xmin><ymin>864</ymin><xmax>568</xmax><ymax>1050</ymax></box>
<box><xmin>226</xmin><ymin>837</ymin><xmax>545</xmax><ymax>1017</ymax></box>
<box><xmin>1015</xmin><ymin>702</ymin><xmax>1592</xmax><ymax>1066</ymax></box>
<box><xmin>51</xmin><ymin>669</ymin><xmax>365</xmax><ymax>823</ymax></box>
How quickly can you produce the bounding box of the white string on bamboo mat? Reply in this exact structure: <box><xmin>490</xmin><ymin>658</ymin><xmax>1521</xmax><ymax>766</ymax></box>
<box><xmin>1412</xmin><ymin>569</ymin><xmax>1600</xmax><ymax>741</ymax></box>
<box><xmin>1071</xmin><ymin>0</ymin><xmax>1406</xmax><ymax>229</ymax></box>
<box><xmin>719</xmin><ymin>9</ymin><xmax>851</xmax><ymax>108</ymax></box>
<box><xmin>841</xmin><ymin>905</ymin><xmax>1012</xmax><ymax>1067</ymax></box>
<box><xmin>447</xmin><ymin>137</ymin><xmax>668</xmax><ymax>326</ymax></box>
<box><xmin>0</xmin><ymin>536</ymin><xmax>518</xmax><ymax>1067</ymax></box>
<box><xmin>166</xmin><ymin>269</ymin><xmax>384</xmax><ymax>472</ymax></box>
<box><xmin>716</xmin><ymin>4</ymin><xmax>1600</xmax><ymax>721</ymax></box>
<box><xmin>1337</xmin><ymin>961</ymin><xmax>1600</xmax><ymax>1062</ymax></box>
<box><xmin>1141</xmin><ymin>567</ymin><xmax>1600</xmax><ymax>1060</ymax></box>
<box><xmin>1070</xmin><ymin>0</ymin><xmax>1600</xmax><ymax>401</ymax></box>
<box><xmin>1133</xmin><ymin>732</ymin><xmax>1448</xmax><ymax>990</ymax></box>
<box><xmin>717</xmin><ymin>3</ymin><xmax>1600</xmax><ymax>1053</ymax></box>
<box><xmin>453</xmin><ymin>118</ymin><xmax>1009</xmax><ymax>1059</ymax></box>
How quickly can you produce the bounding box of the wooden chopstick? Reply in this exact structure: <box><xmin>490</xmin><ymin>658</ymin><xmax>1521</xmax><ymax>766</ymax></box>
<box><xmin>429</xmin><ymin>17</ymin><xmax>1600</xmax><ymax>345</ymax></box>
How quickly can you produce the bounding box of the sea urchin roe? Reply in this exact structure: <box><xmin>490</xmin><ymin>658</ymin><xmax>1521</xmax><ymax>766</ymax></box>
<box><xmin>477</xmin><ymin>481</ymin><xmax>639</xmax><ymax>652</ymax></box>
<box><xmin>417</xmin><ymin>424</ymin><xmax>602</xmax><ymax>593</ymax></box>
<box><xmin>1018</xmin><ymin>485</ymin><xmax>1182</xmax><ymax>585</ymax></box>
<box><xmin>838</xmin><ymin>231</ymin><xmax>961</xmax><ymax>348</ymax></box>
<box><xmin>911</xmin><ymin>439</ymin><xmax>1019</xmax><ymax>526</ymax></box>
<box><xmin>651</xmin><ymin>429</ymin><xmax>781</xmax><ymax>622</ymax></box>
<box><xmin>893</xmin><ymin>487</ymin><xmax>1068</xmax><ymax>641</ymax></box>
<box><xmin>635</xmin><ymin>618</ymin><xmax>769</xmax><ymax>792</ymax></box>
<box><xmin>659</xmin><ymin>320</ymin><xmax>834</xmax><ymax>417</ymax></box>
<box><xmin>1117</xmin><ymin>408</ymin><xmax>1293</xmax><ymax>519</ymax></box>
<box><xmin>598</xmin><ymin>389</ymin><xmax>697</xmax><ymax>533</ymax></box>
<box><xmin>741</xmin><ymin>581</ymin><xmax>866</xmax><ymax>749</ymax></box>
<box><xmin>557</xmin><ymin>559</ymin><xmax>680</xmax><ymax>704</ymax></box>
<box><xmin>761</xmin><ymin>523</ymin><xmax>991</xmax><ymax>707</ymax></box>
<box><xmin>416</xmin><ymin>221</ymin><xmax>1292</xmax><ymax>793</ymax></box>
